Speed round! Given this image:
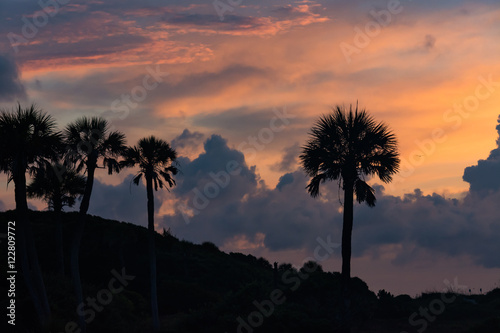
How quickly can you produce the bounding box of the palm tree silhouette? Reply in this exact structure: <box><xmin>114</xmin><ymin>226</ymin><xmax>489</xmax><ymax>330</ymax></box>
<box><xmin>27</xmin><ymin>159</ymin><xmax>86</xmax><ymax>275</ymax></box>
<box><xmin>0</xmin><ymin>104</ymin><xmax>62</xmax><ymax>328</ymax></box>
<box><xmin>121</xmin><ymin>136</ymin><xmax>178</xmax><ymax>331</ymax></box>
<box><xmin>300</xmin><ymin>104</ymin><xmax>399</xmax><ymax>331</ymax></box>
<box><xmin>64</xmin><ymin>117</ymin><xmax>126</xmax><ymax>332</ymax></box>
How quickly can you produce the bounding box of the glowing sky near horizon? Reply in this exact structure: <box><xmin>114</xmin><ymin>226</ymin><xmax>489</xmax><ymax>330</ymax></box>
<box><xmin>1</xmin><ymin>0</ymin><xmax>500</xmax><ymax>296</ymax></box>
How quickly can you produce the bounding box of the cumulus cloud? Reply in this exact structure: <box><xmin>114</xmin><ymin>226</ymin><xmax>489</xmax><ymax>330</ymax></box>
<box><xmin>50</xmin><ymin>118</ymin><xmax>500</xmax><ymax>269</ymax></box>
<box><xmin>0</xmin><ymin>54</ymin><xmax>26</xmax><ymax>101</ymax></box>
<box><xmin>163</xmin><ymin>133</ymin><xmax>341</xmax><ymax>250</ymax></box>
<box><xmin>172</xmin><ymin>134</ymin><xmax>258</xmax><ymax>197</ymax></box>
<box><xmin>160</xmin><ymin>118</ymin><xmax>500</xmax><ymax>268</ymax></box>
<box><xmin>171</xmin><ymin>129</ymin><xmax>204</xmax><ymax>149</ymax></box>
<box><xmin>354</xmin><ymin>187</ymin><xmax>500</xmax><ymax>268</ymax></box>
<box><xmin>463</xmin><ymin>115</ymin><xmax>500</xmax><ymax>194</ymax></box>
<box><xmin>169</xmin><ymin>129</ymin><xmax>205</xmax><ymax>161</ymax></box>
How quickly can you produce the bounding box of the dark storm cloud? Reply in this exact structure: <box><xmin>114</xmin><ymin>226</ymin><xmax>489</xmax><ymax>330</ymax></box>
<box><xmin>463</xmin><ymin>116</ymin><xmax>500</xmax><ymax>194</ymax></box>
<box><xmin>0</xmin><ymin>55</ymin><xmax>26</xmax><ymax>101</ymax></box>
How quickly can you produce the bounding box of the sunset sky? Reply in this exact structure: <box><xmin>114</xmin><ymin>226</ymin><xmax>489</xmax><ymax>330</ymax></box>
<box><xmin>1</xmin><ymin>0</ymin><xmax>500</xmax><ymax>296</ymax></box>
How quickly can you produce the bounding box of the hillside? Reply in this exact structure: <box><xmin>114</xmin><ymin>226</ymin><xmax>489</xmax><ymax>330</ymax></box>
<box><xmin>1</xmin><ymin>210</ymin><xmax>499</xmax><ymax>333</ymax></box>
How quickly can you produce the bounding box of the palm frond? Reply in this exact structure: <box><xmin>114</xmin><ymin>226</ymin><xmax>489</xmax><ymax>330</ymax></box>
<box><xmin>132</xmin><ymin>173</ymin><xmax>143</xmax><ymax>186</ymax></box>
<box><xmin>354</xmin><ymin>179</ymin><xmax>376</xmax><ymax>207</ymax></box>
<box><xmin>305</xmin><ymin>173</ymin><xmax>327</xmax><ymax>198</ymax></box>
<box><xmin>121</xmin><ymin>136</ymin><xmax>179</xmax><ymax>192</ymax></box>
<box><xmin>63</xmin><ymin>116</ymin><xmax>126</xmax><ymax>175</ymax></box>
<box><xmin>300</xmin><ymin>103</ymin><xmax>400</xmax><ymax>206</ymax></box>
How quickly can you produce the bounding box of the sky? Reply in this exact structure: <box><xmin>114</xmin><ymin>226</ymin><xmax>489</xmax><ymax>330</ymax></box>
<box><xmin>1</xmin><ymin>0</ymin><xmax>500</xmax><ymax>296</ymax></box>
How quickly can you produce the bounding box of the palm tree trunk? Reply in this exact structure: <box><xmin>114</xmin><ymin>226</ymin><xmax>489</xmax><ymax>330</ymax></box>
<box><xmin>54</xmin><ymin>206</ymin><xmax>65</xmax><ymax>276</ymax></box>
<box><xmin>14</xmin><ymin>161</ymin><xmax>51</xmax><ymax>328</ymax></box>
<box><xmin>146</xmin><ymin>175</ymin><xmax>160</xmax><ymax>331</ymax></box>
<box><xmin>340</xmin><ymin>178</ymin><xmax>354</xmax><ymax>333</ymax></box>
<box><xmin>53</xmin><ymin>193</ymin><xmax>64</xmax><ymax>275</ymax></box>
<box><xmin>70</xmin><ymin>162</ymin><xmax>95</xmax><ymax>333</ymax></box>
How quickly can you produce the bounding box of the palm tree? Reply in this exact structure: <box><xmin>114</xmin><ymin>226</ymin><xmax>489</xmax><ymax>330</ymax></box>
<box><xmin>0</xmin><ymin>104</ymin><xmax>62</xmax><ymax>328</ymax></box>
<box><xmin>27</xmin><ymin>159</ymin><xmax>86</xmax><ymax>275</ymax></box>
<box><xmin>121</xmin><ymin>136</ymin><xmax>178</xmax><ymax>331</ymax></box>
<box><xmin>300</xmin><ymin>104</ymin><xmax>399</xmax><ymax>331</ymax></box>
<box><xmin>63</xmin><ymin>117</ymin><xmax>126</xmax><ymax>332</ymax></box>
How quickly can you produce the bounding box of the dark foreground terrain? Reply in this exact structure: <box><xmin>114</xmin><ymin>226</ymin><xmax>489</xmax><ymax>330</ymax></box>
<box><xmin>1</xmin><ymin>210</ymin><xmax>499</xmax><ymax>332</ymax></box>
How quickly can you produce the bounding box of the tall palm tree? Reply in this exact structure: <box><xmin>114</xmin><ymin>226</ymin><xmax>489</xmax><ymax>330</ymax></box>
<box><xmin>121</xmin><ymin>136</ymin><xmax>178</xmax><ymax>331</ymax></box>
<box><xmin>0</xmin><ymin>104</ymin><xmax>62</xmax><ymax>328</ymax></box>
<box><xmin>64</xmin><ymin>117</ymin><xmax>126</xmax><ymax>332</ymax></box>
<box><xmin>300</xmin><ymin>104</ymin><xmax>399</xmax><ymax>331</ymax></box>
<box><xmin>27</xmin><ymin>159</ymin><xmax>86</xmax><ymax>275</ymax></box>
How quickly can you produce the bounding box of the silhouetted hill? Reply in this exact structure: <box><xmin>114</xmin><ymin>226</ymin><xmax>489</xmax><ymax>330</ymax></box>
<box><xmin>1</xmin><ymin>210</ymin><xmax>499</xmax><ymax>332</ymax></box>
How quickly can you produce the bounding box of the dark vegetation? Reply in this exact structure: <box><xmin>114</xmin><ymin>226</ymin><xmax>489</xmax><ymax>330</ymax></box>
<box><xmin>1</xmin><ymin>210</ymin><xmax>498</xmax><ymax>333</ymax></box>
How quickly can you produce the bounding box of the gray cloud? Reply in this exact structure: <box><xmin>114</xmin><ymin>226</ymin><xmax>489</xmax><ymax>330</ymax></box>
<box><xmin>173</xmin><ymin>134</ymin><xmax>257</xmax><ymax>197</ymax></box>
<box><xmin>353</xmin><ymin>187</ymin><xmax>500</xmax><ymax>268</ymax></box>
<box><xmin>160</xmin><ymin>119</ymin><xmax>500</xmax><ymax>268</ymax></box>
<box><xmin>171</xmin><ymin>128</ymin><xmax>204</xmax><ymax>150</ymax></box>
<box><xmin>271</xmin><ymin>143</ymin><xmax>300</xmax><ymax>172</ymax></box>
<box><xmin>0</xmin><ymin>54</ymin><xmax>26</xmax><ymax>101</ymax></box>
<box><xmin>57</xmin><ymin>119</ymin><xmax>500</xmax><ymax>269</ymax></box>
<box><xmin>463</xmin><ymin>115</ymin><xmax>500</xmax><ymax>194</ymax></box>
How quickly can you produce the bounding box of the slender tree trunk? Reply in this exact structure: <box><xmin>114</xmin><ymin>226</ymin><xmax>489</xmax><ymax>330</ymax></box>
<box><xmin>53</xmin><ymin>192</ymin><xmax>64</xmax><ymax>275</ymax></box>
<box><xmin>14</xmin><ymin>160</ymin><xmax>51</xmax><ymax>328</ymax></box>
<box><xmin>340</xmin><ymin>178</ymin><xmax>354</xmax><ymax>333</ymax></box>
<box><xmin>70</xmin><ymin>161</ymin><xmax>96</xmax><ymax>333</ymax></box>
<box><xmin>146</xmin><ymin>175</ymin><xmax>160</xmax><ymax>331</ymax></box>
<box><xmin>54</xmin><ymin>204</ymin><xmax>64</xmax><ymax>276</ymax></box>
